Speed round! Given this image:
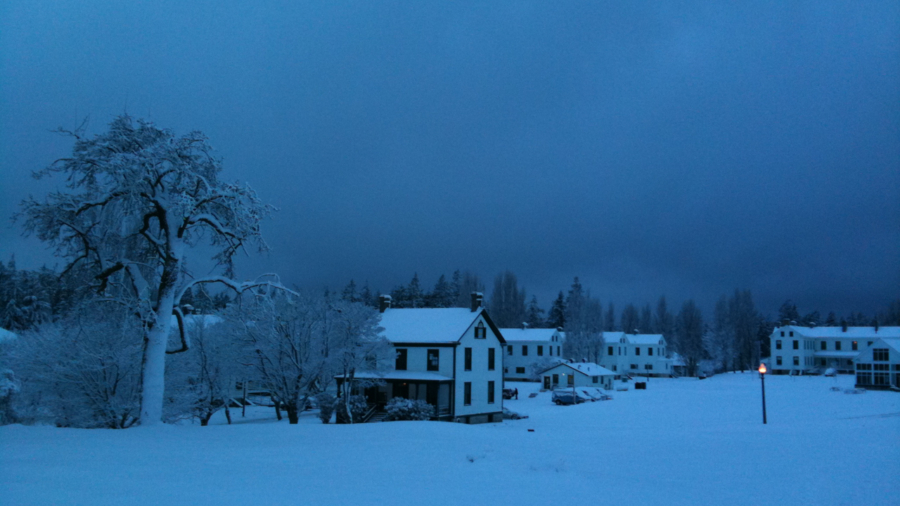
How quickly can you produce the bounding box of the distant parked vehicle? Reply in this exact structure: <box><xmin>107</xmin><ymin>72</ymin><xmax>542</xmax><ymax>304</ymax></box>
<box><xmin>578</xmin><ymin>388</ymin><xmax>613</xmax><ymax>401</ymax></box>
<box><xmin>824</xmin><ymin>368</ymin><xmax>837</xmax><ymax>377</ymax></box>
<box><xmin>552</xmin><ymin>390</ymin><xmax>587</xmax><ymax>405</ymax></box>
<box><xmin>503</xmin><ymin>388</ymin><xmax>517</xmax><ymax>400</ymax></box>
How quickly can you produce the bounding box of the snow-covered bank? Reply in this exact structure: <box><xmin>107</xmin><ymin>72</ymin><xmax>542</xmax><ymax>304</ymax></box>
<box><xmin>2</xmin><ymin>374</ymin><xmax>898</xmax><ymax>506</ymax></box>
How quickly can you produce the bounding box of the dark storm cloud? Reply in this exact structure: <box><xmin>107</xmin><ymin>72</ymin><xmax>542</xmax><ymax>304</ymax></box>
<box><xmin>1</xmin><ymin>1</ymin><xmax>898</xmax><ymax>316</ymax></box>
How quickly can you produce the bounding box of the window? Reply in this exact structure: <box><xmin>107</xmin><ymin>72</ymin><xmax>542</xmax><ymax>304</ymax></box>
<box><xmin>474</xmin><ymin>321</ymin><xmax>486</xmax><ymax>339</ymax></box>
<box><xmin>556</xmin><ymin>346</ymin><xmax>560</xmax><ymax>356</ymax></box>
<box><xmin>549</xmin><ymin>347</ymin><xmax>553</xmax><ymax>356</ymax></box>
<box><xmin>820</xmin><ymin>341</ymin><xmax>826</xmax><ymax>350</ymax></box>
<box><xmin>873</xmin><ymin>348</ymin><xmax>889</xmax><ymax>361</ymax></box>
<box><xmin>645</xmin><ymin>364</ymin><xmax>653</xmax><ymax>370</ymax></box>
<box><xmin>852</xmin><ymin>341</ymin><xmax>858</xmax><ymax>351</ymax></box>
<box><xmin>427</xmin><ymin>349</ymin><xmax>439</xmax><ymax>371</ymax></box>
<box><xmin>835</xmin><ymin>341</ymin><xmax>841</xmax><ymax>351</ymax></box>
<box><xmin>607</xmin><ymin>346</ymin><xmax>613</xmax><ymax>356</ymax></box>
<box><xmin>504</xmin><ymin>367</ymin><xmax>508</xmax><ymax>373</ymax></box>
<box><xmin>776</xmin><ymin>340</ymin><xmax>782</xmax><ymax>350</ymax></box>
<box><xmin>636</xmin><ymin>347</ymin><xmax>641</xmax><ymax>356</ymax></box>
<box><xmin>464</xmin><ymin>347</ymin><xmax>472</xmax><ymax>371</ymax></box>
<box><xmin>793</xmin><ymin>340</ymin><xmax>799</xmax><ymax>350</ymax></box>
<box><xmin>516</xmin><ymin>367</ymin><xmax>525</xmax><ymax>374</ymax></box>
<box><xmin>464</xmin><ymin>382</ymin><xmax>472</xmax><ymax>405</ymax></box>
<box><xmin>522</xmin><ymin>345</ymin><xmax>528</xmax><ymax>356</ymax></box>
<box><xmin>612</xmin><ymin>365</ymin><xmax>617</xmax><ymax>371</ymax></box>
<box><xmin>552</xmin><ymin>374</ymin><xmax>559</xmax><ymax>384</ymax></box>
<box><xmin>776</xmin><ymin>356</ymin><xmax>782</xmax><ymax>366</ymax></box>
<box><xmin>630</xmin><ymin>364</ymin><xmax>637</xmax><ymax>370</ymax></box>
<box><xmin>507</xmin><ymin>345</ymin><xmax>513</xmax><ymax>355</ymax></box>
<box><xmin>856</xmin><ymin>372</ymin><xmax>872</xmax><ymax>385</ymax></box>
<box><xmin>488</xmin><ymin>381</ymin><xmax>495</xmax><ymax>403</ymax></box>
<box><xmin>789</xmin><ymin>331</ymin><xmax>794</xmax><ymax>337</ymax></box>
<box><xmin>592</xmin><ymin>376</ymin><xmax>598</xmax><ymax>384</ymax></box>
<box><xmin>648</xmin><ymin>347</ymin><xmax>654</xmax><ymax>356</ymax></box>
<box><xmin>395</xmin><ymin>349</ymin><xmax>408</xmax><ymax>370</ymax></box>
<box><xmin>792</xmin><ymin>356</ymin><xmax>799</xmax><ymax>366</ymax></box>
<box><xmin>780</xmin><ymin>331</ymin><xmax>785</xmax><ymax>337</ymax></box>
<box><xmin>538</xmin><ymin>345</ymin><xmax>544</xmax><ymax>356</ymax></box>
<box><xmin>488</xmin><ymin>348</ymin><xmax>495</xmax><ymax>371</ymax></box>
<box><xmin>567</xmin><ymin>375</ymin><xmax>574</xmax><ymax>386</ymax></box>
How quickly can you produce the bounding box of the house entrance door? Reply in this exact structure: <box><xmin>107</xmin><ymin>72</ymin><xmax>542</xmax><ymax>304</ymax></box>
<box><xmin>543</xmin><ymin>377</ymin><xmax>551</xmax><ymax>389</ymax></box>
<box><xmin>393</xmin><ymin>382</ymin><xmax>409</xmax><ymax>400</ymax></box>
<box><xmin>426</xmin><ymin>383</ymin><xmax>438</xmax><ymax>407</ymax></box>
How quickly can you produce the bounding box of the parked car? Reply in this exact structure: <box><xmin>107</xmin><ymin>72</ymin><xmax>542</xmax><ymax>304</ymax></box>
<box><xmin>502</xmin><ymin>388</ymin><xmax>517</xmax><ymax>400</ymax></box>
<box><xmin>551</xmin><ymin>390</ymin><xmax>588</xmax><ymax>405</ymax></box>
<box><xmin>502</xmin><ymin>407</ymin><xmax>528</xmax><ymax>420</ymax></box>
<box><xmin>578</xmin><ymin>388</ymin><xmax>613</xmax><ymax>401</ymax></box>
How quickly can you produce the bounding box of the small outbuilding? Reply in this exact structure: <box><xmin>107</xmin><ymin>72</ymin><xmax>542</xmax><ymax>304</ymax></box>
<box><xmin>540</xmin><ymin>361</ymin><xmax>615</xmax><ymax>391</ymax></box>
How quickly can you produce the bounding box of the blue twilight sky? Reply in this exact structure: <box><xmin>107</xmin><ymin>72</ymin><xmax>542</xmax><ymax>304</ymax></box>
<box><xmin>1</xmin><ymin>1</ymin><xmax>898</xmax><ymax>318</ymax></box>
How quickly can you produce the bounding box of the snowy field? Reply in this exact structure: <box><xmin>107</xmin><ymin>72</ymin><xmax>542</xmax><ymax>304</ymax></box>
<box><xmin>2</xmin><ymin>374</ymin><xmax>898</xmax><ymax>506</ymax></box>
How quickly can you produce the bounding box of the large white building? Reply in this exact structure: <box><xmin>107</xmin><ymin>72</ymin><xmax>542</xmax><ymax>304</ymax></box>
<box><xmin>597</xmin><ymin>332</ymin><xmax>673</xmax><ymax>378</ymax></box>
<box><xmin>499</xmin><ymin>327</ymin><xmax>565</xmax><ymax>381</ymax></box>
<box><xmin>768</xmin><ymin>324</ymin><xmax>900</xmax><ymax>375</ymax></box>
<box><xmin>341</xmin><ymin>293</ymin><xmax>507</xmax><ymax>424</ymax></box>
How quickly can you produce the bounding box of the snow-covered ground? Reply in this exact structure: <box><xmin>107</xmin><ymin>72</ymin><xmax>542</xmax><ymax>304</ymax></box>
<box><xmin>2</xmin><ymin>374</ymin><xmax>898</xmax><ymax>505</ymax></box>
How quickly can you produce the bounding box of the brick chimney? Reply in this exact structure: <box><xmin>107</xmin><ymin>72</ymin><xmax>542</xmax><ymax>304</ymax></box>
<box><xmin>379</xmin><ymin>295</ymin><xmax>392</xmax><ymax>313</ymax></box>
<box><xmin>470</xmin><ymin>292</ymin><xmax>483</xmax><ymax>312</ymax></box>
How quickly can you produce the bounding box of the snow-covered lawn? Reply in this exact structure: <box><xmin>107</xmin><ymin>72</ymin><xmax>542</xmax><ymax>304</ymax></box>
<box><xmin>2</xmin><ymin>374</ymin><xmax>898</xmax><ymax>505</ymax></box>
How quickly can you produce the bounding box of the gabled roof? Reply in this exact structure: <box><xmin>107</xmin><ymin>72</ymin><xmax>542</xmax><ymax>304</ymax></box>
<box><xmin>378</xmin><ymin>307</ymin><xmax>505</xmax><ymax>344</ymax></box>
<box><xmin>776</xmin><ymin>325</ymin><xmax>900</xmax><ymax>339</ymax></box>
<box><xmin>859</xmin><ymin>337</ymin><xmax>900</xmax><ymax>355</ymax></box>
<box><xmin>541</xmin><ymin>361</ymin><xmax>615</xmax><ymax>377</ymax></box>
<box><xmin>499</xmin><ymin>328</ymin><xmax>561</xmax><ymax>342</ymax></box>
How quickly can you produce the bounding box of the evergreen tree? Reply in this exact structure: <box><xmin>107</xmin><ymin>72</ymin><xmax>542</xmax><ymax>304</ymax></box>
<box><xmin>547</xmin><ymin>292</ymin><xmax>566</xmax><ymax>329</ymax></box>
<box><xmin>777</xmin><ymin>300</ymin><xmax>800</xmax><ymax>322</ymax></box>
<box><xmin>428</xmin><ymin>274</ymin><xmax>453</xmax><ymax>308</ymax></box>
<box><xmin>639</xmin><ymin>304</ymin><xmax>653</xmax><ymax>334</ymax></box>
<box><xmin>342</xmin><ymin>279</ymin><xmax>359</xmax><ymax>303</ymax></box>
<box><xmin>605</xmin><ymin>303</ymin><xmax>616</xmax><ymax>331</ymax></box>
<box><xmin>525</xmin><ymin>296</ymin><xmax>545</xmax><ymax>328</ymax></box>
<box><xmin>675</xmin><ymin>300</ymin><xmax>705</xmax><ymax>377</ymax></box>
<box><xmin>620</xmin><ymin>304</ymin><xmax>639</xmax><ymax>334</ymax></box>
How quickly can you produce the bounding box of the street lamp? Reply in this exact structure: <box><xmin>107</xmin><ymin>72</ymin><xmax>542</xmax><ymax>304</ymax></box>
<box><xmin>758</xmin><ymin>363</ymin><xmax>767</xmax><ymax>425</ymax></box>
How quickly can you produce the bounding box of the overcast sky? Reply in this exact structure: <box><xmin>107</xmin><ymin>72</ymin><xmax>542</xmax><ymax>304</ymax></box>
<box><xmin>1</xmin><ymin>1</ymin><xmax>898</xmax><ymax>318</ymax></box>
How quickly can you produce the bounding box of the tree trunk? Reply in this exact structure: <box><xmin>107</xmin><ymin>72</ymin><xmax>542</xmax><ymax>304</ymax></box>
<box><xmin>285</xmin><ymin>405</ymin><xmax>299</xmax><ymax>424</ymax></box>
<box><xmin>200</xmin><ymin>410</ymin><xmax>213</xmax><ymax>426</ymax></box>
<box><xmin>274</xmin><ymin>400</ymin><xmax>282</xmax><ymax>421</ymax></box>
<box><xmin>139</xmin><ymin>323</ymin><xmax>170</xmax><ymax>425</ymax></box>
<box><xmin>224</xmin><ymin>405</ymin><xmax>232</xmax><ymax>425</ymax></box>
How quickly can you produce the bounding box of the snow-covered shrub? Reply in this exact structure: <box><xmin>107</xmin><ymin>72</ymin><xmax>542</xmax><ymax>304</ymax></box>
<box><xmin>316</xmin><ymin>392</ymin><xmax>336</xmax><ymax>424</ymax></box>
<box><xmin>11</xmin><ymin>301</ymin><xmax>143</xmax><ymax>428</ymax></box>
<box><xmin>0</xmin><ymin>369</ymin><xmax>19</xmax><ymax>425</ymax></box>
<box><xmin>335</xmin><ymin>394</ymin><xmax>367</xmax><ymax>424</ymax></box>
<box><xmin>383</xmin><ymin>397</ymin><xmax>435</xmax><ymax>421</ymax></box>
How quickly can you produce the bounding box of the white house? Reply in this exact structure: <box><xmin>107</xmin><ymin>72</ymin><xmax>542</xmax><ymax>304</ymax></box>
<box><xmin>540</xmin><ymin>361</ymin><xmax>615</xmax><ymax>390</ymax></box>
<box><xmin>341</xmin><ymin>293</ymin><xmax>506</xmax><ymax>424</ymax></box>
<box><xmin>854</xmin><ymin>338</ymin><xmax>900</xmax><ymax>389</ymax></box>
<box><xmin>769</xmin><ymin>324</ymin><xmax>900</xmax><ymax>375</ymax></box>
<box><xmin>597</xmin><ymin>332</ymin><xmax>673</xmax><ymax>378</ymax></box>
<box><xmin>499</xmin><ymin>327</ymin><xmax>565</xmax><ymax>381</ymax></box>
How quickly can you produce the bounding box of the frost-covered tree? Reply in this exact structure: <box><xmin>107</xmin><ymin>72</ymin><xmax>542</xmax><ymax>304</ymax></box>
<box><xmin>604</xmin><ymin>302</ymin><xmax>617</xmax><ymax>331</ymax></box>
<box><xmin>547</xmin><ymin>292</ymin><xmax>566</xmax><ymax>329</ymax></box>
<box><xmin>564</xmin><ymin>278</ymin><xmax>604</xmax><ymax>363</ymax></box>
<box><xmin>19</xmin><ymin>115</ymin><xmax>289</xmax><ymax>425</ymax></box>
<box><xmin>489</xmin><ymin>271</ymin><xmax>526</xmax><ymax>328</ymax></box>
<box><xmin>426</xmin><ymin>274</ymin><xmax>453</xmax><ymax>308</ymax></box>
<box><xmin>675</xmin><ymin>300</ymin><xmax>705</xmax><ymax>377</ymax></box>
<box><xmin>525</xmin><ymin>295</ymin><xmax>545</xmax><ymax>329</ymax></box>
<box><xmin>653</xmin><ymin>296</ymin><xmax>674</xmax><ymax>347</ymax></box>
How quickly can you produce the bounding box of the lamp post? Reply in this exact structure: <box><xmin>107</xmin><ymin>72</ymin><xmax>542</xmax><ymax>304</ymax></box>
<box><xmin>758</xmin><ymin>363</ymin><xmax>767</xmax><ymax>424</ymax></box>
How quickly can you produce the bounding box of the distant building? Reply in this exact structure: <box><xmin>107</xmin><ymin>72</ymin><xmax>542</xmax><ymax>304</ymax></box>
<box><xmin>338</xmin><ymin>293</ymin><xmax>506</xmax><ymax>424</ymax></box>
<box><xmin>597</xmin><ymin>332</ymin><xmax>673</xmax><ymax>378</ymax></box>
<box><xmin>499</xmin><ymin>327</ymin><xmax>565</xmax><ymax>381</ymax></box>
<box><xmin>768</xmin><ymin>324</ymin><xmax>900</xmax><ymax>375</ymax></box>
<box><xmin>540</xmin><ymin>361</ymin><xmax>615</xmax><ymax>390</ymax></box>
<box><xmin>854</xmin><ymin>338</ymin><xmax>900</xmax><ymax>389</ymax></box>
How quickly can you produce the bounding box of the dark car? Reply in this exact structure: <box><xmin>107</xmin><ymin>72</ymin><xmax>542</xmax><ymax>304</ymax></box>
<box><xmin>503</xmin><ymin>388</ymin><xmax>517</xmax><ymax>400</ymax></box>
<box><xmin>551</xmin><ymin>390</ymin><xmax>587</xmax><ymax>405</ymax></box>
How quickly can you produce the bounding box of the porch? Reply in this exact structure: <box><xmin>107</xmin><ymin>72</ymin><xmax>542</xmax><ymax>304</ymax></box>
<box><xmin>336</xmin><ymin>371</ymin><xmax>454</xmax><ymax>421</ymax></box>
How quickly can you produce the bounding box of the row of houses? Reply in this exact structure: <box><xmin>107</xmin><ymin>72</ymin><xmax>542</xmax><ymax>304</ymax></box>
<box><xmin>767</xmin><ymin>324</ymin><xmax>900</xmax><ymax>389</ymax></box>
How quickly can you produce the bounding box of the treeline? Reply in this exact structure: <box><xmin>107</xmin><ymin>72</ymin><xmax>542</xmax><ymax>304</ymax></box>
<box><xmin>344</xmin><ymin>269</ymin><xmax>900</xmax><ymax>377</ymax></box>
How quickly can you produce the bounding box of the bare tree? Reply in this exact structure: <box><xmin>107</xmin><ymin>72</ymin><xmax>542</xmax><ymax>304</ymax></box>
<box><xmin>19</xmin><ymin>115</ymin><xmax>291</xmax><ymax>425</ymax></box>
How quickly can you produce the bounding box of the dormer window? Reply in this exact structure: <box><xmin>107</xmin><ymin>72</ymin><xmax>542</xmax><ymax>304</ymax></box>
<box><xmin>474</xmin><ymin>321</ymin><xmax>487</xmax><ymax>339</ymax></box>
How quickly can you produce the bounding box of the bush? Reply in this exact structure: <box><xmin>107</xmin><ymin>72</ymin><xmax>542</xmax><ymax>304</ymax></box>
<box><xmin>315</xmin><ymin>392</ymin><xmax>336</xmax><ymax>424</ymax></box>
<box><xmin>334</xmin><ymin>395</ymin><xmax>368</xmax><ymax>424</ymax></box>
<box><xmin>383</xmin><ymin>397</ymin><xmax>435</xmax><ymax>421</ymax></box>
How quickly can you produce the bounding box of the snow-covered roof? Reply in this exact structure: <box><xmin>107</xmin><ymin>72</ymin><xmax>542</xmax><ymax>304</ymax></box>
<box><xmin>603</xmin><ymin>331</ymin><xmax>664</xmax><ymax>345</ymax></box>
<box><xmin>543</xmin><ymin>361</ymin><xmax>615</xmax><ymax>377</ymax></box>
<box><xmin>336</xmin><ymin>371</ymin><xmax>453</xmax><ymax>382</ymax></box>
<box><xmin>379</xmin><ymin>307</ymin><xmax>491</xmax><ymax>344</ymax></box>
<box><xmin>499</xmin><ymin>328</ymin><xmax>561</xmax><ymax>342</ymax></box>
<box><xmin>860</xmin><ymin>338</ymin><xmax>900</xmax><ymax>354</ymax></box>
<box><xmin>778</xmin><ymin>325</ymin><xmax>900</xmax><ymax>339</ymax></box>
<box><xmin>0</xmin><ymin>328</ymin><xmax>16</xmax><ymax>343</ymax></box>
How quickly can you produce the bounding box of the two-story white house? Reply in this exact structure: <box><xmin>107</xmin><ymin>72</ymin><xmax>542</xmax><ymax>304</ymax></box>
<box><xmin>499</xmin><ymin>327</ymin><xmax>565</xmax><ymax>381</ymax></box>
<box><xmin>340</xmin><ymin>293</ymin><xmax>506</xmax><ymax>424</ymax></box>
<box><xmin>854</xmin><ymin>338</ymin><xmax>900</xmax><ymax>389</ymax></box>
<box><xmin>768</xmin><ymin>324</ymin><xmax>900</xmax><ymax>375</ymax></box>
<box><xmin>597</xmin><ymin>332</ymin><xmax>672</xmax><ymax>378</ymax></box>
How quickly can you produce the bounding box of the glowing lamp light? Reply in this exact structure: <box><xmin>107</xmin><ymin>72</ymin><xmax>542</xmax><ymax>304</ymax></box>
<box><xmin>758</xmin><ymin>363</ymin><xmax>767</xmax><ymax>374</ymax></box>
